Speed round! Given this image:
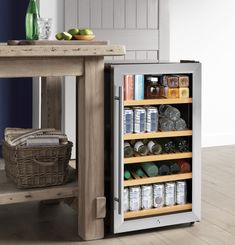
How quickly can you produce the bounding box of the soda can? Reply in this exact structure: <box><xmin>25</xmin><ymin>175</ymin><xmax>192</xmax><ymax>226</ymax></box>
<box><xmin>124</xmin><ymin>108</ymin><xmax>133</xmax><ymax>134</ymax></box>
<box><xmin>133</xmin><ymin>107</ymin><xmax>146</xmax><ymax>133</ymax></box>
<box><xmin>141</xmin><ymin>185</ymin><xmax>153</xmax><ymax>209</ymax></box>
<box><xmin>124</xmin><ymin>75</ymin><xmax>134</xmax><ymax>100</ymax></box>
<box><xmin>129</xmin><ymin>186</ymin><xmax>141</xmax><ymax>211</ymax></box>
<box><xmin>134</xmin><ymin>75</ymin><xmax>144</xmax><ymax>100</ymax></box>
<box><xmin>146</xmin><ymin>106</ymin><xmax>158</xmax><ymax>132</ymax></box>
<box><xmin>176</xmin><ymin>181</ymin><xmax>187</xmax><ymax>205</ymax></box>
<box><xmin>123</xmin><ymin>188</ymin><xmax>130</xmax><ymax>212</ymax></box>
<box><xmin>153</xmin><ymin>183</ymin><xmax>165</xmax><ymax>208</ymax></box>
<box><xmin>164</xmin><ymin>182</ymin><xmax>176</xmax><ymax>206</ymax></box>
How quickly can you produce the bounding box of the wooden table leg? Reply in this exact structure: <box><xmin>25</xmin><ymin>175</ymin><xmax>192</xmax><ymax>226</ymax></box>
<box><xmin>41</xmin><ymin>77</ymin><xmax>62</xmax><ymax>130</ymax></box>
<box><xmin>77</xmin><ymin>57</ymin><xmax>106</xmax><ymax>240</ymax></box>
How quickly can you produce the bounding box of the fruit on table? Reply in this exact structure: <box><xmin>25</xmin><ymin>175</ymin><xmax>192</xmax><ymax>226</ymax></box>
<box><xmin>55</xmin><ymin>28</ymin><xmax>94</xmax><ymax>40</ymax></box>
<box><xmin>55</xmin><ymin>32</ymin><xmax>64</xmax><ymax>40</ymax></box>
<box><xmin>68</xmin><ymin>28</ymin><xmax>80</xmax><ymax>35</ymax></box>
<box><xmin>79</xmin><ymin>28</ymin><xmax>94</xmax><ymax>35</ymax></box>
<box><xmin>63</xmin><ymin>32</ymin><xmax>73</xmax><ymax>40</ymax></box>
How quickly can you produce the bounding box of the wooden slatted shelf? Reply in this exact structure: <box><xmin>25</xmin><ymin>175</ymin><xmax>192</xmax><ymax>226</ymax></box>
<box><xmin>0</xmin><ymin>169</ymin><xmax>78</xmax><ymax>205</ymax></box>
<box><xmin>124</xmin><ymin>98</ymin><xmax>192</xmax><ymax>107</ymax></box>
<box><xmin>124</xmin><ymin>130</ymin><xmax>192</xmax><ymax>141</ymax></box>
<box><xmin>124</xmin><ymin>152</ymin><xmax>192</xmax><ymax>164</ymax></box>
<box><xmin>124</xmin><ymin>203</ymin><xmax>192</xmax><ymax>219</ymax></box>
<box><xmin>124</xmin><ymin>173</ymin><xmax>192</xmax><ymax>187</ymax></box>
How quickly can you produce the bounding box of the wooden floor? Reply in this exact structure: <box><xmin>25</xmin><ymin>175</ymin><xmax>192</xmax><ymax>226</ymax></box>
<box><xmin>0</xmin><ymin>146</ymin><xmax>234</xmax><ymax>244</ymax></box>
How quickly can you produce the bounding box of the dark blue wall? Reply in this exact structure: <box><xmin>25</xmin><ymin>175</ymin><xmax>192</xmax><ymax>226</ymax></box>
<box><xmin>0</xmin><ymin>0</ymin><xmax>32</xmax><ymax>155</ymax></box>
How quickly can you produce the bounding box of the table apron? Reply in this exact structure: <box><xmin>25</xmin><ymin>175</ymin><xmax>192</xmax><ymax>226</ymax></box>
<box><xmin>0</xmin><ymin>57</ymin><xmax>84</xmax><ymax>77</ymax></box>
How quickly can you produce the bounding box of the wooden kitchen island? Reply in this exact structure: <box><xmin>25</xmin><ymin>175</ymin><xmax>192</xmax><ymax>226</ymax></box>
<box><xmin>0</xmin><ymin>43</ymin><xmax>125</xmax><ymax>241</ymax></box>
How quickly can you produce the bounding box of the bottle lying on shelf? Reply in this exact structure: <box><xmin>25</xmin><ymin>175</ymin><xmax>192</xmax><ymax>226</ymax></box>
<box><xmin>147</xmin><ymin>140</ymin><xmax>162</xmax><ymax>155</ymax></box>
<box><xmin>142</xmin><ymin>162</ymin><xmax>159</xmax><ymax>177</ymax></box>
<box><xmin>133</xmin><ymin>140</ymin><xmax>149</xmax><ymax>156</ymax></box>
<box><xmin>176</xmin><ymin>160</ymin><xmax>191</xmax><ymax>173</ymax></box>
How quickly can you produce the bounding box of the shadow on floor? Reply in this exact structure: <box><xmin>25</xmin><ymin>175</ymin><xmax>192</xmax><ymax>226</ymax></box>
<box><xmin>0</xmin><ymin>202</ymin><xmax>83</xmax><ymax>244</ymax></box>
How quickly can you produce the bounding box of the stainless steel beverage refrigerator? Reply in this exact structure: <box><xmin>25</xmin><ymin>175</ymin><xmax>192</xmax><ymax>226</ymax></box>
<box><xmin>104</xmin><ymin>61</ymin><xmax>201</xmax><ymax>234</ymax></box>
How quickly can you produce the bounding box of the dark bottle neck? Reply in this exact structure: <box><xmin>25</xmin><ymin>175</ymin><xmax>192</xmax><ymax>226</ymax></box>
<box><xmin>27</xmin><ymin>0</ymin><xmax>39</xmax><ymax>14</ymax></box>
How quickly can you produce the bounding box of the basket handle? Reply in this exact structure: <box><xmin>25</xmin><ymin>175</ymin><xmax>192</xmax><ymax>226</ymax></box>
<box><xmin>33</xmin><ymin>157</ymin><xmax>58</xmax><ymax>167</ymax></box>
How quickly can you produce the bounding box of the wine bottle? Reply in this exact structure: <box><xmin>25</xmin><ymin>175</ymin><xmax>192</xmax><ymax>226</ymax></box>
<box><xmin>124</xmin><ymin>142</ymin><xmax>134</xmax><ymax>157</ymax></box>
<box><xmin>26</xmin><ymin>0</ymin><xmax>40</xmax><ymax>40</ymax></box>
<box><xmin>131</xmin><ymin>165</ymin><xmax>145</xmax><ymax>177</ymax></box>
<box><xmin>134</xmin><ymin>141</ymin><xmax>148</xmax><ymax>156</ymax></box>
<box><xmin>168</xmin><ymin>161</ymin><xmax>181</xmax><ymax>174</ymax></box>
<box><xmin>157</xmin><ymin>163</ymin><xmax>170</xmax><ymax>175</ymax></box>
<box><xmin>147</xmin><ymin>140</ymin><xmax>162</xmax><ymax>155</ymax></box>
<box><xmin>176</xmin><ymin>160</ymin><xmax>191</xmax><ymax>173</ymax></box>
<box><xmin>161</xmin><ymin>139</ymin><xmax>176</xmax><ymax>153</ymax></box>
<box><xmin>175</xmin><ymin>138</ymin><xmax>190</xmax><ymax>152</ymax></box>
<box><xmin>124</xmin><ymin>167</ymin><xmax>132</xmax><ymax>180</ymax></box>
<box><xmin>159</xmin><ymin>105</ymin><xmax>181</xmax><ymax>121</ymax></box>
<box><xmin>142</xmin><ymin>162</ymin><xmax>159</xmax><ymax>177</ymax></box>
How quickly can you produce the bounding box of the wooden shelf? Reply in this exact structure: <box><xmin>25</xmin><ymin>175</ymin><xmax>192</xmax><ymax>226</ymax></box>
<box><xmin>124</xmin><ymin>203</ymin><xmax>192</xmax><ymax>219</ymax></box>
<box><xmin>0</xmin><ymin>169</ymin><xmax>78</xmax><ymax>205</ymax></box>
<box><xmin>124</xmin><ymin>173</ymin><xmax>192</xmax><ymax>187</ymax></box>
<box><xmin>124</xmin><ymin>130</ymin><xmax>192</xmax><ymax>141</ymax></box>
<box><xmin>124</xmin><ymin>98</ymin><xmax>192</xmax><ymax>107</ymax></box>
<box><xmin>124</xmin><ymin>152</ymin><xmax>192</xmax><ymax>164</ymax></box>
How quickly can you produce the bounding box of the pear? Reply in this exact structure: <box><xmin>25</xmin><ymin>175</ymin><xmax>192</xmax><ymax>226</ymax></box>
<box><xmin>80</xmin><ymin>28</ymin><xmax>93</xmax><ymax>35</ymax></box>
<box><xmin>55</xmin><ymin>32</ymin><xmax>64</xmax><ymax>40</ymax></box>
<box><xmin>63</xmin><ymin>32</ymin><xmax>73</xmax><ymax>40</ymax></box>
<box><xmin>68</xmin><ymin>28</ymin><xmax>79</xmax><ymax>35</ymax></box>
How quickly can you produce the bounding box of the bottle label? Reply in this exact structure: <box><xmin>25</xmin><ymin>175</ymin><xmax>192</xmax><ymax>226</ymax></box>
<box><xmin>147</xmin><ymin>141</ymin><xmax>155</xmax><ymax>153</ymax></box>
<box><xmin>134</xmin><ymin>141</ymin><xmax>144</xmax><ymax>152</ymax></box>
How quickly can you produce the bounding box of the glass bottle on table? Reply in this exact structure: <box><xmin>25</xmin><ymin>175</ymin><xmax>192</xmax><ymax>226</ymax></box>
<box><xmin>26</xmin><ymin>0</ymin><xmax>40</xmax><ymax>40</ymax></box>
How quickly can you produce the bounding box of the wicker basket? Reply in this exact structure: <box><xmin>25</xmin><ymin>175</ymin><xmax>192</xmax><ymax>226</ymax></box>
<box><xmin>2</xmin><ymin>141</ymin><xmax>73</xmax><ymax>189</ymax></box>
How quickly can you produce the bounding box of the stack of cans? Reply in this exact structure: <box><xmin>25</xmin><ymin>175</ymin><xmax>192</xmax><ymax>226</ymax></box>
<box><xmin>124</xmin><ymin>106</ymin><xmax>158</xmax><ymax>134</ymax></box>
<box><xmin>123</xmin><ymin>181</ymin><xmax>187</xmax><ymax>212</ymax></box>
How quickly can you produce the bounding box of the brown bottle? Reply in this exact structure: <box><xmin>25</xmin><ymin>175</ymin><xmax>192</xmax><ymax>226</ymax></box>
<box><xmin>176</xmin><ymin>160</ymin><xmax>191</xmax><ymax>173</ymax></box>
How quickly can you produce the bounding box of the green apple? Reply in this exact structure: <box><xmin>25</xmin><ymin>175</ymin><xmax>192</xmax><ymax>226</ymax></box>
<box><xmin>68</xmin><ymin>28</ymin><xmax>80</xmax><ymax>35</ymax></box>
<box><xmin>55</xmin><ymin>32</ymin><xmax>64</xmax><ymax>40</ymax></box>
<box><xmin>80</xmin><ymin>28</ymin><xmax>94</xmax><ymax>35</ymax></box>
<box><xmin>63</xmin><ymin>32</ymin><xmax>73</xmax><ymax>40</ymax></box>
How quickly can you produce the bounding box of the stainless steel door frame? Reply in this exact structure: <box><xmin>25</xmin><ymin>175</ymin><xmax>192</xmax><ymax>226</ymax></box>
<box><xmin>112</xmin><ymin>63</ymin><xmax>201</xmax><ymax>234</ymax></box>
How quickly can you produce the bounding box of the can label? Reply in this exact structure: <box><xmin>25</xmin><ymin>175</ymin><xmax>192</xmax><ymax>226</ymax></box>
<box><xmin>176</xmin><ymin>181</ymin><xmax>187</xmax><ymax>205</ymax></box>
<box><xmin>124</xmin><ymin>108</ymin><xmax>133</xmax><ymax>134</ymax></box>
<box><xmin>123</xmin><ymin>188</ymin><xmax>130</xmax><ymax>212</ymax></box>
<box><xmin>141</xmin><ymin>185</ymin><xmax>153</xmax><ymax>209</ymax></box>
<box><xmin>146</xmin><ymin>107</ymin><xmax>158</xmax><ymax>132</ymax></box>
<box><xmin>129</xmin><ymin>186</ymin><xmax>141</xmax><ymax>211</ymax></box>
<box><xmin>134</xmin><ymin>75</ymin><xmax>144</xmax><ymax>100</ymax></box>
<box><xmin>134</xmin><ymin>107</ymin><xmax>146</xmax><ymax>133</ymax></box>
<box><xmin>124</xmin><ymin>75</ymin><xmax>134</xmax><ymax>100</ymax></box>
<box><xmin>153</xmin><ymin>184</ymin><xmax>165</xmax><ymax>208</ymax></box>
<box><xmin>165</xmin><ymin>182</ymin><xmax>176</xmax><ymax>206</ymax></box>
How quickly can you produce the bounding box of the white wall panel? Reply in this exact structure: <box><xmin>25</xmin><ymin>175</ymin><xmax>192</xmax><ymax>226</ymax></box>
<box><xmin>148</xmin><ymin>0</ymin><xmax>159</xmax><ymax>29</ymax></box>
<box><xmin>102</xmin><ymin>0</ymin><xmax>114</xmax><ymax>28</ymax></box>
<box><xmin>114</xmin><ymin>0</ymin><xmax>125</xmax><ymax>29</ymax></box>
<box><xmin>126</xmin><ymin>0</ymin><xmax>137</xmax><ymax>29</ymax></box>
<box><xmin>78</xmin><ymin>0</ymin><xmax>90</xmax><ymax>27</ymax></box>
<box><xmin>137</xmin><ymin>0</ymin><xmax>148</xmax><ymax>29</ymax></box>
<box><xmin>90</xmin><ymin>0</ymin><xmax>102</xmax><ymax>28</ymax></box>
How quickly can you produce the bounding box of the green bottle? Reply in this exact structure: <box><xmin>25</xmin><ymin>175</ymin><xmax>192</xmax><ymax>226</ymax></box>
<box><xmin>142</xmin><ymin>162</ymin><xmax>159</xmax><ymax>177</ymax></box>
<box><xmin>132</xmin><ymin>165</ymin><xmax>145</xmax><ymax>177</ymax></box>
<box><xmin>26</xmin><ymin>0</ymin><xmax>40</xmax><ymax>40</ymax></box>
<box><xmin>124</xmin><ymin>167</ymin><xmax>132</xmax><ymax>180</ymax></box>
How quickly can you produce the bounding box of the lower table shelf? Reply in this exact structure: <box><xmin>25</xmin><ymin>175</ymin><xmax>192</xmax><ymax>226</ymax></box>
<box><xmin>0</xmin><ymin>170</ymin><xmax>78</xmax><ymax>205</ymax></box>
<box><xmin>124</xmin><ymin>203</ymin><xmax>192</xmax><ymax>219</ymax></box>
